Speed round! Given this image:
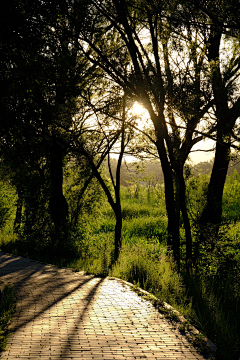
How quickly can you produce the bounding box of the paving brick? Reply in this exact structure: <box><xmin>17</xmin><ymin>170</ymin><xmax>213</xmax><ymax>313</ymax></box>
<box><xmin>0</xmin><ymin>252</ymin><xmax>211</xmax><ymax>360</ymax></box>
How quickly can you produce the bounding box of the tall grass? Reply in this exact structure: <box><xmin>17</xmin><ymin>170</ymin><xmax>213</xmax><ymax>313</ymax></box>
<box><xmin>111</xmin><ymin>241</ymin><xmax>191</xmax><ymax>313</ymax></box>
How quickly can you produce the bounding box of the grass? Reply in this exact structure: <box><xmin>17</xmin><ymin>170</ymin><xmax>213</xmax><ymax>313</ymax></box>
<box><xmin>0</xmin><ymin>181</ymin><xmax>240</xmax><ymax>359</ymax></box>
<box><xmin>111</xmin><ymin>241</ymin><xmax>187</xmax><ymax>310</ymax></box>
<box><xmin>0</xmin><ymin>284</ymin><xmax>16</xmax><ymax>352</ymax></box>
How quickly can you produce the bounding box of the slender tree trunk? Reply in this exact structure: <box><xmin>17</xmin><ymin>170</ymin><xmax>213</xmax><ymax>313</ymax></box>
<box><xmin>114</xmin><ymin>205</ymin><xmax>122</xmax><ymax>261</ymax></box>
<box><xmin>49</xmin><ymin>138</ymin><xmax>68</xmax><ymax>247</ymax></box>
<box><xmin>14</xmin><ymin>191</ymin><xmax>23</xmax><ymax>233</ymax></box>
<box><xmin>112</xmin><ymin>94</ymin><xmax>126</xmax><ymax>262</ymax></box>
<box><xmin>178</xmin><ymin>171</ymin><xmax>192</xmax><ymax>271</ymax></box>
<box><xmin>172</xmin><ymin>166</ymin><xmax>193</xmax><ymax>272</ymax></box>
<box><xmin>156</xmin><ymin>137</ymin><xmax>180</xmax><ymax>270</ymax></box>
<box><xmin>72</xmin><ymin>174</ymin><xmax>93</xmax><ymax>228</ymax></box>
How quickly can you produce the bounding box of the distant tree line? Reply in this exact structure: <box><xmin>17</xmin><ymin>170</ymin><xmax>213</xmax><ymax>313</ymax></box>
<box><xmin>105</xmin><ymin>157</ymin><xmax>240</xmax><ymax>189</ymax></box>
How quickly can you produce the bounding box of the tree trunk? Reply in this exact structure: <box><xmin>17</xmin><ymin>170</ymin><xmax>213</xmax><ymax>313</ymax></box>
<box><xmin>72</xmin><ymin>175</ymin><xmax>93</xmax><ymax>228</ymax></box>
<box><xmin>156</xmin><ymin>137</ymin><xmax>180</xmax><ymax>270</ymax></box>
<box><xmin>113</xmin><ymin>95</ymin><xmax>125</xmax><ymax>262</ymax></box>
<box><xmin>114</xmin><ymin>205</ymin><xmax>122</xmax><ymax>262</ymax></box>
<box><xmin>178</xmin><ymin>172</ymin><xmax>192</xmax><ymax>271</ymax></box>
<box><xmin>199</xmin><ymin>139</ymin><xmax>230</xmax><ymax>249</ymax></box>
<box><xmin>49</xmin><ymin>138</ymin><xmax>68</xmax><ymax>246</ymax></box>
<box><xmin>14</xmin><ymin>191</ymin><xmax>23</xmax><ymax>233</ymax></box>
<box><xmin>198</xmin><ymin>26</ymin><xmax>231</xmax><ymax>251</ymax></box>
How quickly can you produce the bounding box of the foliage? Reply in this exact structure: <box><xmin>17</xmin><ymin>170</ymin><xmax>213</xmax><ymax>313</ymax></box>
<box><xmin>0</xmin><ymin>179</ymin><xmax>17</xmax><ymax>230</ymax></box>
<box><xmin>222</xmin><ymin>170</ymin><xmax>240</xmax><ymax>222</ymax></box>
<box><xmin>0</xmin><ymin>284</ymin><xmax>16</xmax><ymax>351</ymax></box>
<box><xmin>63</xmin><ymin>157</ymin><xmax>105</xmax><ymax>228</ymax></box>
<box><xmin>0</xmin><ymin>161</ymin><xmax>105</xmax><ymax>263</ymax></box>
<box><xmin>185</xmin><ymin>173</ymin><xmax>210</xmax><ymax>224</ymax></box>
<box><xmin>183</xmin><ymin>171</ymin><xmax>240</xmax><ymax>359</ymax></box>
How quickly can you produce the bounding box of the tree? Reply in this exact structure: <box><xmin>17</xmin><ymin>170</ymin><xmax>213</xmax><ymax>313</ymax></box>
<box><xmin>0</xmin><ymin>0</ymin><xmax>96</xmax><ymax>248</ymax></box>
<box><xmin>79</xmin><ymin>0</ymin><xmax>218</xmax><ymax>270</ymax></box>
<box><xmin>184</xmin><ymin>1</ymin><xmax>240</xmax><ymax>244</ymax></box>
<box><xmin>71</xmin><ymin>92</ymin><xmax>137</xmax><ymax>261</ymax></box>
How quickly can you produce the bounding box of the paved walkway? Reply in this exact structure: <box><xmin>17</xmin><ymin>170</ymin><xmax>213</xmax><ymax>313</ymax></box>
<box><xmin>0</xmin><ymin>252</ymin><xmax>210</xmax><ymax>360</ymax></box>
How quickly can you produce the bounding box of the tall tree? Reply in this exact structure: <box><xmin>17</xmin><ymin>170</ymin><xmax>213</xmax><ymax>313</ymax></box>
<box><xmin>186</xmin><ymin>1</ymin><xmax>240</xmax><ymax>244</ymax></box>
<box><xmin>0</xmin><ymin>0</ymin><xmax>95</xmax><ymax>246</ymax></box>
<box><xmin>78</xmin><ymin>0</ymin><xmax>216</xmax><ymax>269</ymax></box>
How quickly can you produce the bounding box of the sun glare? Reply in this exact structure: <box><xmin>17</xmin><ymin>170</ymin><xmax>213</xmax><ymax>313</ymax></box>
<box><xmin>131</xmin><ymin>102</ymin><xmax>145</xmax><ymax>116</ymax></box>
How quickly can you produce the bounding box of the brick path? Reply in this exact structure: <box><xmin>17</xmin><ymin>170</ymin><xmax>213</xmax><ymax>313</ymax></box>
<box><xmin>0</xmin><ymin>252</ymin><xmax>210</xmax><ymax>360</ymax></box>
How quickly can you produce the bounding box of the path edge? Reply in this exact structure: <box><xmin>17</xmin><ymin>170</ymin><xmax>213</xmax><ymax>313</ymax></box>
<box><xmin>108</xmin><ymin>276</ymin><xmax>216</xmax><ymax>356</ymax></box>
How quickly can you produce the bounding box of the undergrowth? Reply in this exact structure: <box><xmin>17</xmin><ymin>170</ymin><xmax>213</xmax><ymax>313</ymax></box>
<box><xmin>0</xmin><ymin>284</ymin><xmax>16</xmax><ymax>352</ymax></box>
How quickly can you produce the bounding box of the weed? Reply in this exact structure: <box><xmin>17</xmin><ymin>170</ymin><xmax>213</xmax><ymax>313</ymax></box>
<box><xmin>165</xmin><ymin>311</ymin><xmax>179</xmax><ymax>322</ymax></box>
<box><xmin>179</xmin><ymin>321</ymin><xmax>191</xmax><ymax>333</ymax></box>
<box><xmin>190</xmin><ymin>333</ymin><xmax>212</xmax><ymax>356</ymax></box>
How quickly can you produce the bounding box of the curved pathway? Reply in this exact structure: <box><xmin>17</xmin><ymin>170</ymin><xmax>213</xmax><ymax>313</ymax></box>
<box><xmin>0</xmin><ymin>252</ymin><xmax>210</xmax><ymax>360</ymax></box>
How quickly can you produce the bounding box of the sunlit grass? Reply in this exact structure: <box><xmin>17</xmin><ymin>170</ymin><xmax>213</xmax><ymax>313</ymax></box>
<box><xmin>111</xmin><ymin>241</ymin><xmax>188</xmax><ymax>311</ymax></box>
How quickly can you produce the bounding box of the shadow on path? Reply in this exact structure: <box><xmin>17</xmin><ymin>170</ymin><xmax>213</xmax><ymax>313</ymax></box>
<box><xmin>0</xmin><ymin>252</ymin><xmax>98</xmax><ymax>332</ymax></box>
<box><xmin>0</xmin><ymin>252</ymin><xmax>211</xmax><ymax>360</ymax></box>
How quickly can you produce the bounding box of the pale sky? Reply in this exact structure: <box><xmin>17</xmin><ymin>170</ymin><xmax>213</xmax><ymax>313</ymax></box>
<box><xmin>112</xmin><ymin>139</ymin><xmax>215</xmax><ymax>165</ymax></box>
<box><xmin>189</xmin><ymin>138</ymin><xmax>215</xmax><ymax>164</ymax></box>
<box><xmin>120</xmin><ymin>102</ymin><xmax>216</xmax><ymax>165</ymax></box>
